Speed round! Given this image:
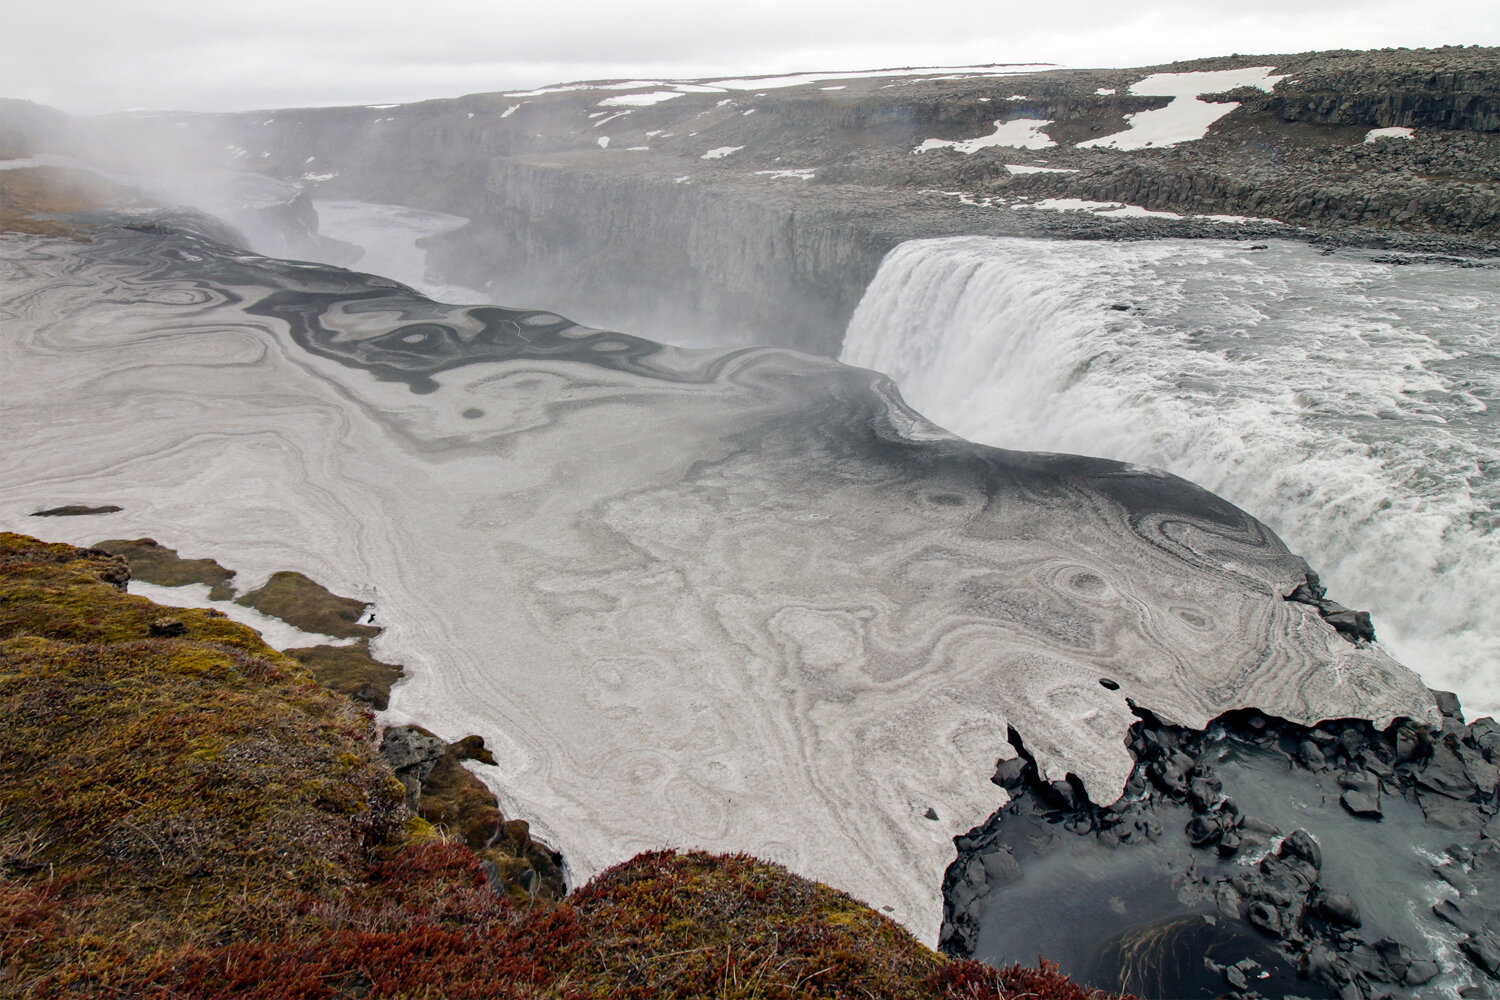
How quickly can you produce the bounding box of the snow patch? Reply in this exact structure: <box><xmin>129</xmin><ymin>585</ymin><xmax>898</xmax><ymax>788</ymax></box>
<box><xmin>599</xmin><ymin>92</ymin><xmax>684</xmax><ymax>107</ymax></box>
<box><xmin>1365</xmin><ymin>127</ymin><xmax>1415</xmax><ymax>143</ymax></box>
<box><xmin>1004</xmin><ymin>164</ymin><xmax>1079</xmax><ymax>174</ymax></box>
<box><xmin>701</xmin><ymin>145</ymin><xmax>744</xmax><ymax>159</ymax></box>
<box><xmin>755</xmin><ymin>168</ymin><xmax>817</xmax><ymax>180</ymax></box>
<box><xmin>705</xmin><ymin>64</ymin><xmax>1054</xmax><ymax>91</ymax></box>
<box><xmin>1078</xmin><ymin>67</ymin><xmax>1286</xmax><ymax>150</ymax></box>
<box><xmin>596</xmin><ymin>136</ymin><xmax>610</xmax><ymax>149</ymax></box>
<box><xmin>1095</xmin><ymin>88</ymin><xmax>1117</xmax><ymax>96</ymax></box>
<box><xmin>500</xmin><ymin>104</ymin><xmax>522</xmax><ymax>118</ymax></box>
<box><xmin>1024</xmin><ymin>197</ymin><xmax>1182</xmax><ymax>218</ymax></box>
<box><xmin>915</xmin><ymin>118</ymin><xmax>1054</xmax><ymax>153</ymax></box>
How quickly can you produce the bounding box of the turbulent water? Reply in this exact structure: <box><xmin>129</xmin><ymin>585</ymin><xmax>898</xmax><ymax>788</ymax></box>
<box><xmin>0</xmin><ymin>223</ymin><xmax>1437</xmax><ymax>944</ymax></box>
<box><xmin>843</xmin><ymin>237</ymin><xmax>1500</xmax><ymax>717</ymax></box>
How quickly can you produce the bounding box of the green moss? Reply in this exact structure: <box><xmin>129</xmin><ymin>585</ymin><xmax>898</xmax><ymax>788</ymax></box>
<box><xmin>0</xmin><ymin>532</ymin><xmax>1129</xmax><ymax>1000</ymax></box>
<box><xmin>283</xmin><ymin>638</ymin><xmax>403</xmax><ymax>708</ymax></box>
<box><xmin>91</xmin><ymin>538</ymin><xmax>237</xmax><ymax>601</ymax></box>
<box><xmin>0</xmin><ymin>532</ymin><xmax>406</xmax><ymax>978</ymax></box>
<box><xmin>235</xmin><ymin>571</ymin><xmax>379</xmax><ymax>639</ymax></box>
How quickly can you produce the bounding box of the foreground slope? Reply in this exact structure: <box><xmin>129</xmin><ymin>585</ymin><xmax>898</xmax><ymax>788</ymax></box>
<box><xmin>0</xmin><ymin>531</ymin><xmax>1126</xmax><ymax>1000</ymax></box>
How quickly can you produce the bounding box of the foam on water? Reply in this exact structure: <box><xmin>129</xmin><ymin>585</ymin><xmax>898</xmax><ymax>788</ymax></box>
<box><xmin>0</xmin><ymin>227</ymin><xmax>1434</xmax><ymax>945</ymax></box>
<box><xmin>842</xmin><ymin>237</ymin><xmax>1500</xmax><ymax>716</ymax></box>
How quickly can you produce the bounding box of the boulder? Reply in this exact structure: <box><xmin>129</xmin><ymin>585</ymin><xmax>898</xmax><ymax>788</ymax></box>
<box><xmin>379</xmin><ymin>725</ymin><xmax>447</xmax><ymax>808</ymax></box>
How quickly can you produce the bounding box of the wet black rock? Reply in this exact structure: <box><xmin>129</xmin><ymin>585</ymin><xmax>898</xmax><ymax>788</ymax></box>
<box><xmin>942</xmin><ymin>689</ymin><xmax>1500</xmax><ymax>999</ymax></box>
<box><xmin>1340</xmin><ymin>788</ymin><xmax>1383</xmax><ymax>819</ymax></box>
<box><xmin>1464</xmin><ymin>932</ymin><xmax>1500</xmax><ymax>980</ymax></box>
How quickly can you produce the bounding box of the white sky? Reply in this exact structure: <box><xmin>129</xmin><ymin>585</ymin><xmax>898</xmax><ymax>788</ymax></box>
<box><xmin>4</xmin><ymin>0</ymin><xmax>1497</xmax><ymax>115</ymax></box>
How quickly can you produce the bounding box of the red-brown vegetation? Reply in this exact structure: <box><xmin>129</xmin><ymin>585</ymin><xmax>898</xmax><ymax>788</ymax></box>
<box><xmin>0</xmin><ymin>533</ymin><xmax>1130</xmax><ymax>1000</ymax></box>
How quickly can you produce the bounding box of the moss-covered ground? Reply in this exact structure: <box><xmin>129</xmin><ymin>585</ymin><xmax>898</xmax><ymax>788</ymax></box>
<box><xmin>0</xmin><ymin>531</ymin><xmax>1129</xmax><ymax>999</ymax></box>
<box><xmin>0</xmin><ymin>166</ymin><xmax>140</xmax><ymax>238</ymax></box>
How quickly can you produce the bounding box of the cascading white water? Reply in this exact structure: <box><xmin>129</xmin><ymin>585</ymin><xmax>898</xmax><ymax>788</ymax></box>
<box><xmin>843</xmin><ymin>236</ymin><xmax>1500</xmax><ymax>716</ymax></box>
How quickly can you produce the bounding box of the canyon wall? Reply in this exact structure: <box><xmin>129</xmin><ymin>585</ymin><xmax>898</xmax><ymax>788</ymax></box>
<box><xmin>39</xmin><ymin>46</ymin><xmax>1500</xmax><ymax>353</ymax></box>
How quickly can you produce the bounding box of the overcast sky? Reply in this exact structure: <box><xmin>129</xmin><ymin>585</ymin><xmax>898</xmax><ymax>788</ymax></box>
<box><xmin>5</xmin><ymin>0</ymin><xmax>1497</xmax><ymax>115</ymax></box>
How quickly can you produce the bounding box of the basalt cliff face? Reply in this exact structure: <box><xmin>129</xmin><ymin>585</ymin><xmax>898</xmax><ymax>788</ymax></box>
<box><xmin>25</xmin><ymin>45</ymin><xmax>1496</xmax><ymax>354</ymax></box>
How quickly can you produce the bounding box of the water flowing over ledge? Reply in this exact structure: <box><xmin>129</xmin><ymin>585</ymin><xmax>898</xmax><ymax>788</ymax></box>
<box><xmin>0</xmin><ymin>224</ymin><xmax>1436</xmax><ymax>944</ymax></box>
<box><xmin>843</xmin><ymin>236</ymin><xmax>1500</xmax><ymax>716</ymax></box>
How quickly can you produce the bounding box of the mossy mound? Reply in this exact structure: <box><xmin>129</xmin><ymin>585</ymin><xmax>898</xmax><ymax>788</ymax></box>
<box><xmin>90</xmin><ymin>538</ymin><xmax>238</xmax><ymax>600</ymax></box>
<box><xmin>0</xmin><ymin>532</ymin><xmax>1127</xmax><ymax>1000</ymax></box>
<box><xmin>235</xmin><ymin>570</ymin><xmax>379</xmax><ymax>639</ymax></box>
<box><xmin>283</xmin><ymin>638</ymin><xmax>403</xmax><ymax>708</ymax></box>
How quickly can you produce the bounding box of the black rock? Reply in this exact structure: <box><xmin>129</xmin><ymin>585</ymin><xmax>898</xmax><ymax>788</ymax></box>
<box><xmin>1340</xmin><ymin>789</ymin><xmax>1383</xmax><ymax>819</ymax></box>
<box><xmin>1419</xmin><ymin>789</ymin><xmax>1482</xmax><ymax>829</ymax></box>
<box><xmin>1394</xmin><ymin>721</ymin><xmax>1429</xmax><ymax>764</ymax></box>
<box><xmin>1281</xmin><ymin>829</ymin><xmax>1322</xmax><ymax>869</ymax></box>
<box><xmin>1473</xmin><ymin>717</ymin><xmax>1500</xmax><ymax>764</ymax></box>
<box><xmin>1218</xmin><ymin>829</ymin><xmax>1242</xmax><ymax>857</ymax></box>
<box><xmin>1190</xmin><ymin>774</ymin><xmax>1223</xmax><ymax>809</ymax></box>
<box><xmin>1460</xmin><ymin>931</ymin><xmax>1500</xmax><ymax>979</ymax></box>
<box><xmin>1317</xmin><ymin>892</ymin><xmax>1362</xmax><ymax>927</ymax></box>
<box><xmin>1404</xmin><ymin>959</ymin><xmax>1439</xmax><ymax>986</ymax></box>
<box><xmin>1434</xmin><ymin>897</ymin><xmax>1487</xmax><ymax>935</ymax></box>
<box><xmin>1418</xmin><ymin>741</ymin><xmax>1479</xmax><ymax>799</ymax></box>
<box><xmin>980</xmin><ymin>848</ymin><xmax>1021</xmax><ymax>883</ymax></box>
<box><xmin>379</xmin><ymin>725</ymin><xmax>447</xmax><ymax>808</ymax></box>
<box><xmin>1040</xmin><ymin>779</ymin><xmax>1081</xmax><ymax>811</ymax></box>
<box><xmin>1299</xmin><ymin>740</ymin><xmax>1327</xmax><ymax>770</ymax></box>
<box><xmin>1374</xmin><ymin>938</ymin><xmax>1413</xmax><ymax>980</ymax></box>
<box><xmin>30</xmin><ymin>503</ymin><xmax>123</xmax><ymax>517</ymax></box>
<box><xmin>148</xmin><ymin>617</ymin><xmax>187</xmax><ymax>637</ymax></box>
<box><xmin>1187</xmin><ymin>813</ymin><xmax>1223</xmax><ymax>847</ymax></box>
<box><xmin>1323</xmin><ymin>608</ymin><xmax>1376</xmax><ymax>642</ymax></box>
<box><xmin>1247</xmin><ymin>899</ymin><xmax>1283</xmax><ymax>937</ymax></box>
<box><xmin>992</xmin><ymin>756</ymin><xmax>1030</xmax><ymax>791</ymax></box>
<box><xmin>1433</xmin><ymin>689</ymin><xmax>1465</xmax><ymax>722</ymax></box>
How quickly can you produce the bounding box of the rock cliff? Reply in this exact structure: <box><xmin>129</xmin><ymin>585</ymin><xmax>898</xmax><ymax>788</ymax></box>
<box><xmin>16</xmin><ymin>46</ymin><xmax>1500</xmax><ymax>354</ymax></box>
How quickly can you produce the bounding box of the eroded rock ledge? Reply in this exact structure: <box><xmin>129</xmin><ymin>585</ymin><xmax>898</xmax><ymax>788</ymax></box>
<box><xmin>944</xmin><ymin>694</ymin><xmax>1500</xmax><ymax>998</ymax></box>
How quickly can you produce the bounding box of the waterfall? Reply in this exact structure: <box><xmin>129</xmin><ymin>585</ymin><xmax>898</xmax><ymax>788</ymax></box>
<box><xmin>843</xmin><ymin>236</ymin><xmax>1500</xmax><ymax>716</ymax></box>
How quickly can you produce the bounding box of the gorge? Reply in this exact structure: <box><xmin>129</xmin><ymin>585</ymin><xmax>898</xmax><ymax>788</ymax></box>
<box><xmin>2</xmin><ymin>46</ymin><xmax>1498</xmax><ymax>999</ymax></box>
